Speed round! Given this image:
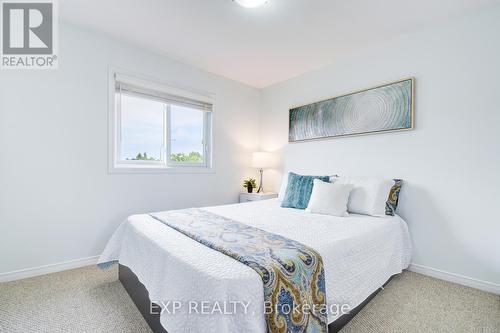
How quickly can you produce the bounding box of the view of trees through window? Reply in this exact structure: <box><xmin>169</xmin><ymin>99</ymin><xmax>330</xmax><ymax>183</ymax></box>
<box><xmin>129</xmin><ymin>151</ymin><xmax>202</xmax><ymax>162</ymax></box>
<box><xmin>120</xmin><ymin>93</ymin><xmax>205</xmax><ymax>164</ymax></box>
<box><xmin>169</xmin><ymin>105</ymin><xmax>204</xmax><ymax>163</ymax></box>
<box><xmin>120</xmin><ymin>94</ymin><xmax>164</xmax><ymax>161</ymax></box>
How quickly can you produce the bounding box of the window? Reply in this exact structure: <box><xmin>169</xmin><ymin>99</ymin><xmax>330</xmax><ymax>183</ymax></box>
<box><xmin>110</xmin><ymin>72</ymin><xmax>213</xmax><ymax>172</ymax></box>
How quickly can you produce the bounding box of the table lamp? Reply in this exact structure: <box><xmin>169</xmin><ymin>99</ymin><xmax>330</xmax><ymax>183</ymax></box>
<box><xmin>252</xmin><ymin>152</ymin><xmax>274</xmax><ymax>193</ymax></box>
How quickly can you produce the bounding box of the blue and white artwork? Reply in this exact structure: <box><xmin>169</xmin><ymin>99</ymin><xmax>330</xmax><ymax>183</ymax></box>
<box><xmin>289</xmin><ymin>78</ymin><xmax>414</xmax><ymax>142</ymax></box>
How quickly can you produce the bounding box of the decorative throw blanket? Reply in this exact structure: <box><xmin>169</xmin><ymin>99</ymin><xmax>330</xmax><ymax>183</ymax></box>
<box><xmin>149</xmin><ymin>208</ymin><xmax>328</xmax><ymax>333</ymax></box>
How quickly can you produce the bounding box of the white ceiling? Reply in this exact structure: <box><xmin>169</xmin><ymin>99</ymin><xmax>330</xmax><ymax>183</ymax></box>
<box><xmin>60</xmin><ymin>0</ymin><xmax>499</xmax><ymax>88</ymax></box>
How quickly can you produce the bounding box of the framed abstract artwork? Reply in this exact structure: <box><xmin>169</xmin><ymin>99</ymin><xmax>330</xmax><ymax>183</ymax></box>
<box><xmin>289</xmin><ymin>78</ymin><xmax>414</xmax><ymax>142</ymax></box>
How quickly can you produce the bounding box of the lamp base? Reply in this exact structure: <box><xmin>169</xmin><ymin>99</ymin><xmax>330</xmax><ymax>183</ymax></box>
<box><xmin>257</xmin><ymin>168</ymin><xmax>263</xmax><ymax>193</ymax></box>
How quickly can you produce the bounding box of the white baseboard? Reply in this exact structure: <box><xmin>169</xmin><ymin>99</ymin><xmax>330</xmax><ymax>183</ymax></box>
<box><xmin>2</xmin><ymin>257</ymin><xmax>498</xmax><ymax>296</ymax></box>
<box><xmin>408</xmin><ymin>263</ymin><xmax>500</xmax><ymax>295</ymax></box>
<box><xmin>0</xmin><ymin>256</ymin><xmax>100</xmax><ymax>283</ymax></box>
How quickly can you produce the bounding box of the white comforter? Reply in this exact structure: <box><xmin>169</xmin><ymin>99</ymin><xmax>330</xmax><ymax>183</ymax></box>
<box><xmin>99</xmin><ymin>199</ymin><xmax>411</xmax><ymax>333</ymax></box>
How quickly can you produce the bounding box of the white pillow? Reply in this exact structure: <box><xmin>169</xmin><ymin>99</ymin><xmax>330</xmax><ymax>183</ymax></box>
<box><xmin>277</xmin><ymin>172</ymin><xmax>289</xmax><ymax>201</ymax></box>
<box><xmin>333</xmin><ymin>177</ymin><xmax>394</xmax><ymax>217</ymax></box>
<box><xmin>305</xmin><ymin>179</ymin><xmax>354</xmax><ymax>217</ymax></box>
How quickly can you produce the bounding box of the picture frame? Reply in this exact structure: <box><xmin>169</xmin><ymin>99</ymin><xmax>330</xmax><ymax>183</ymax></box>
<box><xmin>288</xmin><ymin>78</ymin><xmax>415</xmax><ymax>142</ymax></box>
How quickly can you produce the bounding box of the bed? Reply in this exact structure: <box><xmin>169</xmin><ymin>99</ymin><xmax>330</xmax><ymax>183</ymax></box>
<box><xmin>99</xmin><ymin>198</ymin><xmax>411</xmax><ymax>333</ymax></box>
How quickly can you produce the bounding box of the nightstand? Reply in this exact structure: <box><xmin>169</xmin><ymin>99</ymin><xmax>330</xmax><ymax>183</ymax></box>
<box><xmin>239</xmin><ymin>192</ymin><xmax>278</xmax><ymax>203</ymax></box>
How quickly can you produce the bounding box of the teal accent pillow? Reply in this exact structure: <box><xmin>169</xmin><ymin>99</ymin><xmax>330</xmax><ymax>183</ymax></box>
<box><xmin>281</xmin><ymin>172</ymin><xmax>330</xmax><ymax>209</ymax></box>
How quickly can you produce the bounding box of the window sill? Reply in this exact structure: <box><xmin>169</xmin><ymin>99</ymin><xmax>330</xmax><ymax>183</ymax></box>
<box><xmin>109</xmin><ymin>165</ymin><xmax>215</xmax><ymax>174</ymax></box>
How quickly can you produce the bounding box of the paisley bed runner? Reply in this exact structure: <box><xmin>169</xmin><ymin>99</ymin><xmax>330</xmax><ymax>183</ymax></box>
<box><xmin>149</xmin><ymin>208</ymin><xmax>327</xmax><ymax>333</ymax></box>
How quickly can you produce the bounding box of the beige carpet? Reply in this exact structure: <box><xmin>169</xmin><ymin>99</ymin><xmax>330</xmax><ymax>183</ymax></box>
<box><xmin>0</xmin><ymin>266</ymin><xmax>498</xmax><ymax>333</ymax></box>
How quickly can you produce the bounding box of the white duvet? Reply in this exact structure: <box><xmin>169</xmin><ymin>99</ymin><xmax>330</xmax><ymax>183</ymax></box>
<box><xmin>98</xmin><ymin>199</ymin><xmax>411</xmax><ymax>333</ymax></box>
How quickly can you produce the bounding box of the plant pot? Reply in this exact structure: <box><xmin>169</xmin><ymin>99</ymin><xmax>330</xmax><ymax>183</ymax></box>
<box><xmin>247</xmin><ymin>185</ymin><xmax>253</xmax><ymax>193</ymax></box>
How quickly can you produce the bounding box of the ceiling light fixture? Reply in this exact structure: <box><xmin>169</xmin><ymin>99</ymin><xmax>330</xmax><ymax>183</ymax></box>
<box><xmin>233</xmin><ymin>0</ymin><xmax>268</xmax><ymax>9</ymax></box>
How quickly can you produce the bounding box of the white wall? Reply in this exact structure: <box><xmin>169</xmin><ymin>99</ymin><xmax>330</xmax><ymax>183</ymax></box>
<box><xmin>1</xmin><ymin>8</ymin><xmax>499</xmax><ymax>288</ymax></box>
<box><xmin>0</xmin><ymin>23</ymin><xmax>261</xmax><ymax>274</ymax></box>
<box><xmin>259</xmin><ymin>8</ymin><xmax>500</xmax><ymax>285</ymax></box>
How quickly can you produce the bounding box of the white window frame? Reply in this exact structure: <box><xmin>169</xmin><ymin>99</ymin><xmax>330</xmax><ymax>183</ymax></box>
<box><xmin>108</xmin><ymin>68</ymin><xmax>215</xmax><ymax>174</ymax></box>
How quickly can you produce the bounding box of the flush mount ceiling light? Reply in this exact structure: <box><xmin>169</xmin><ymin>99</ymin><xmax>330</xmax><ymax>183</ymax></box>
<box><xmin>233</xmin><ymin>0</ymin><xmax>269</xmax><ymax>8</ymax></box>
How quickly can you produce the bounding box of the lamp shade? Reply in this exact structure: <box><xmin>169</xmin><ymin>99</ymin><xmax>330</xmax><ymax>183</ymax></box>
<box><xmin>252</xmin><ymin>152</ymin><xmax>274</xmax><ymax>169</ymax></box>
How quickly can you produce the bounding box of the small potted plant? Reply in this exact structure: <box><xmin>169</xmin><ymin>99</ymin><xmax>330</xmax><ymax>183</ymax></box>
<box><xmin>243</xmin><ymin>178</ymin><xmax>257</xmax><ymax>193</ymax></box>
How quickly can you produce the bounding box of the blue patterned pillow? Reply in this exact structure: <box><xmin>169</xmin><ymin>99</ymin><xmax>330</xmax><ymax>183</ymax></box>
<box><xmin>281</xmin><ymin>172</ymin><xmax>330</xmax><ymax>209</ymax></box>
<box><xmin>385</xmin><ymin>179</ymin><xmax>403</xmax><ymax>216</ymax></box>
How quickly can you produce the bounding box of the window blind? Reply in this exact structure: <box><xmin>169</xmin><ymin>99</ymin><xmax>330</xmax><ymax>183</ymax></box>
<box><xmin>115</xmin><ymin>74</ymin><xmax>213</xmax><ymax>112</ymax></box>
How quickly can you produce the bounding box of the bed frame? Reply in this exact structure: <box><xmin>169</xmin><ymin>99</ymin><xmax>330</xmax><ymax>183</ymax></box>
<box><xmin>119</xmin><ymin>264</ymin><xmax>393</xmax><ymax>333</ymax></box>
